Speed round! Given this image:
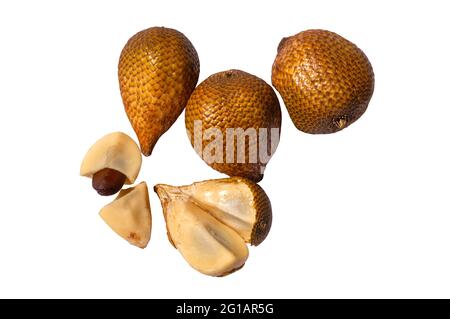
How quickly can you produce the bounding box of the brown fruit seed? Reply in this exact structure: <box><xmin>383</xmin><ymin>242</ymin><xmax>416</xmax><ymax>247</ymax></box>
<box><xmin>92</xmin><ymin>168</ymin><xmax>127</xmax><ymax>196</ymax></box>
<box><xmin>119</xmin><ymin>27</ymin><xmax>200</xmax><ymax>156</ymax></box>
<box><xmin>272</xmin><ymin>29</ymin><xmax>374</xmax><ymax>134</ymax></box>
<box><xmin>100</xmin><ymin>182</ymin><xmax>152</xmax><ymax>249</ymax></box>
<box><xmin>185</xmin><ymin>70</ymin><xmax>281</xmax><ymax>182</ymax></box>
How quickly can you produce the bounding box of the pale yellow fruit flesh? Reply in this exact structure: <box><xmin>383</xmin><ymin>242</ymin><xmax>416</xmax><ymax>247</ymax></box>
<box><xmin>100</xmin><ymin>182</ymin><xmax>151</xmax><ymax>248</ymax></box>
<box><xmin>182</xmin><ymin>181</ymin><xmax>256</xmax><ymax>243</ymax></box>
<box><xmin>80</xmin><ymin>132</ymin><xmax>142</xmax><ymax>184</ymax></box>
<box><xmin>156</xmin><ymin>185</ymin><xmax>248</xmax><ymax>276</ymax></box>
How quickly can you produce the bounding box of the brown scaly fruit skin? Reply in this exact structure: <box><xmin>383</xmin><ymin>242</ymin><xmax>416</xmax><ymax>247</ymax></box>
<box><xmin>236</xmin><ymin>177</ymin><xmax>272</xmax><ymax>246</ymax></box>
<box><xmin>119</xmin><ymin>27</ymin><xmax>200</xmax><ymax>156</ymax></box>
<box><xmin>185</xmin><ymin>70</ymin><xmax>281</xmax><ymax>182</ymax></box>
<box><xmin>272</xmin><ymin>29</ymin><xmax>374</xmax><ymax>134</ymax></box>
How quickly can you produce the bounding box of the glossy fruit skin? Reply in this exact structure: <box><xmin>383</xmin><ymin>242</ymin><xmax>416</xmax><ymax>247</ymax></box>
<box><xmin>119</xmin><ymin>27</ymin><xmax>200</xmax><ymax>156</ymax></box>
<box><xmin>272</xmin><ymin>29</ymin><xmax>374</xmax><ymax>134</ymax></box>
<box><xmin>185</xmin><ymin>70</ymin><xmax>281</xmax><ymax>182</ymax></box>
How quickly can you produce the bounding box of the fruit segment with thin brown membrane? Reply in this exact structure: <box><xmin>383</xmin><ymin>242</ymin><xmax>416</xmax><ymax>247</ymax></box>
<box><xmin>80</xmin><ymin>132</ymin><xmax>142</xmax><ymax>196</ymax></box>
<box><xmin>154</xmin><ymin>177</ymin><xmax>272</xmax><ymax>276</ymax></box>
<box><xmin>119</xmin><ymin>27</ymin><xmax>200</xmax><ymax>156</ymax></box>
<box><xmin>100</xmin><ymin>182</ymin><xmax>152</xmax><ymax>248</ymax></box>
<box><xmin>185</xmin><ymin>70</ymin><xmax>281</xmax><ymax>182</ymax></box>
<box><xmin>272</xmin><ymin>29</ymin><xmax>374</xmax><ymax>134</ymax></box>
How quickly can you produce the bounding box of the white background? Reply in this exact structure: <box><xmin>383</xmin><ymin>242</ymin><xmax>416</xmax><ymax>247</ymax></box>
<box><xmin>0</xmin><ymin>0</ymin><xmax>449</xmax><ymax>298</ymax></box>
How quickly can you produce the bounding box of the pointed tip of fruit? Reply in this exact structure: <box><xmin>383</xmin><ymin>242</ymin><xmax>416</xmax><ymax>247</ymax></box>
<box><xmin>135</xmin><ymin>133</ymin><xmax>157</xmax><ymax>157</ymax></box>
<box><xmin>139</xmin><ymin>142</ymin><xmax>153</xmax><ymax>157</ymax></box>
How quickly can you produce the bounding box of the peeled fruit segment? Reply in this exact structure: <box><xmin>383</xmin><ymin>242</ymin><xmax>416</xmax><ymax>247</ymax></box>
<box><xmin>99</xmin><ymin>182</ymin><xmax>151</xmax><ymax>248</ymax></box>
<box><xmin>180</xmin><ymin>177</ymin><xmax>272</xmax><ymax>246</ymax></box>
<box><xmin>80</xmin><ymin>132</ymin><xmax>142</xmax><ymax>187</ymax></box>
<box><xmin>119</xmin><ymin>27</ymin><xmax>200</xmax><ymax>156</ymax></box>
<box><xmin>272</xmin><ymin>29</ymin><xmax>374</xmax><ymax>134</ymax></box>
<box><xmin>155</xmin><ymin>184</ymin><xmax>248</xmax><ymax>276</ymax></box>
<box><xmin>185</xmin><ymin>69</ymin><xmax>281</xmax><ymax>182</ymax></box>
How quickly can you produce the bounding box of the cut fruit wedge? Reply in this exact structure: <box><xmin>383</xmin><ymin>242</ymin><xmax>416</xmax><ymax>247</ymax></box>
<box><xmin>100</xmin><ymin>182</ymin><xmax>151</xmax><ymax>248</ymax></box>
<box><xmin>154</xmin><ymin>177</ymin><xmax>272</xmax><ymax>276</ymax></box>
<box><xmin>155</xmin><ymin>184</ymin><xmax>249</xmax><ymax>277</ymax></box>
<box><xmin>80</xmin><ymin>131</ymin><xmax>142</xmax><ymax>184</ymax></box>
